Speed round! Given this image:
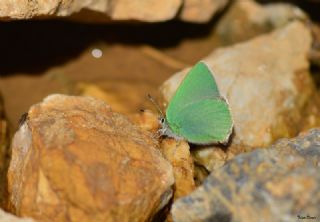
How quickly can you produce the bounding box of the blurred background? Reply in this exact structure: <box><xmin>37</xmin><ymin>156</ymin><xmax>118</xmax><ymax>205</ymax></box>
<box><xmin>0</xmin><ymin>0</ymin><xmax>318</xmax><ymax>130</ymax></box>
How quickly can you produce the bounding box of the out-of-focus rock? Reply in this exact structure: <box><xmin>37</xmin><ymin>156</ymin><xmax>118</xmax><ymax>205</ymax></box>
<box><xmin>76</xmin><ymin>82</ymin><xmax>129</xmax><ymax>114</ymax></box>
<box><xmin>160</xmin><ymin>139</ymin><xmax>195</xmax><ymax>200</ymax></box>
<box><xmin>109</xmin><ymin>0</ymin><xmax>182</xmax><ymax>22</ymax></box>
<box><xmin>7</xmin><ymin>94</ymin><xmax>174</xmax><ymax>222</ymax></box>
<box><xmin>161</xmin><ymin>21</ymin><xmax>320</xmax><ymax>171</ymax></box>
<box><xmin>0</xmin><ymin>95</ymin><xmax>10</xmax><ymax>207</ymax></box>
<box><xmin>76</xmin><ymin>81</ymin><xmax>158</xmax><ymax>115</ymax></box>
<box><xmin>0</xmin><ymin>209</ymin><xmax>35</xmax><ymax>222</ymax></box>
<box><xmin>129</xmin><ymin>110</ymin><xmax>159</xmax><ymax>134</ymax></box>
<box><xmin>172</xmin><ymin>129</ymin><xmax>320</xmax><ymax>222</ymax></box>
<box><xmin>0</xmin><ymin>0</ymin><xmax>227</xmax><ymax>22</ymax></box>
<box><xmin>179</xmin><ymin>0</ymin><xmax>229</xmax><ymax>23</ymax></box>
<box><xmin>191</xmin><ymin>146</ymin><xmax>229</xmax><ymax>172</ymax></box>
<box><xmin>0</xmin><ymin>0</ymin><xmax>181</xmax><ymax>22</ymax></box>
<box><xmin>216</xmin><ymin>0</ymin><xmax>308</xmax><ymax>45</ymax></box>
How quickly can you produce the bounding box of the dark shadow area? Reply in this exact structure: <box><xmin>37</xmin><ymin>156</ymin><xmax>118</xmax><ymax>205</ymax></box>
<box><xmin>0</xmin><ymin>18</ymin><xmax>220</xmax><ymax>76</ymax></box>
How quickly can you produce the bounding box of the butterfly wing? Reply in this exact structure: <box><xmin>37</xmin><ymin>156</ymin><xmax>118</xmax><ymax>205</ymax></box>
<box><xmin>166</xmin><ymin>61</ymin><xmax>221</xmax><ymax>117</ymax></box>
<box><xmin>169</xmin><ymin>98</ymin><xmax>233</xmax><ymax>144</ymax></box>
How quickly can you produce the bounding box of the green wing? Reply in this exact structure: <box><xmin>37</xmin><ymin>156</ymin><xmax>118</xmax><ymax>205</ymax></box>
<box><xmin>166</xmin><ymin>61</ymin><xmax>221</xmax><ymax>117</ymax></box>
<box><xmin>167</xmin><ymin>98</ymin><xmax>233</xmax><ymax>144</ymax></box>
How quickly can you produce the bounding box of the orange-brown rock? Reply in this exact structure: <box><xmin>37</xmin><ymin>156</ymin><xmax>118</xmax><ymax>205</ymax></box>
<box><xmin>7</xmin><ymin>94</ymin><xmax>174</xmax><ymax>222</ymax></box>
<box><xmin>129</xmin><ymin>109</ymin><xmax>159</xmax><ymax>134</ymax></box>
<box><xmin>160</xmin><ymin>139</ymin><xmax>195</xmax><ymax>200</ymax></box>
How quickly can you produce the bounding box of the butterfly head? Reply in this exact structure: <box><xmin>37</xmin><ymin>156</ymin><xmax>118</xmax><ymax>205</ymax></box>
<box><xmin>158</xmin><ymin>116</ymin><xmax>184</xmax><ymax>141</ymax></box>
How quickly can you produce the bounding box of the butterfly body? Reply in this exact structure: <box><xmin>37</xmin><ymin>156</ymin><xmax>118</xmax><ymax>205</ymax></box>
<box><xmin>161</xmin><ymin>61</ymin><xmax>233</xmax><ymax>145</ymax></box>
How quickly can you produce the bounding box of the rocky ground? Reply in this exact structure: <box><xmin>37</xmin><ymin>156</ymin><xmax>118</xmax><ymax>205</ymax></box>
<box><xmin>0</xmin><ymin>0</ymin><xmax>320</xmax><ymax>221</ymax></box>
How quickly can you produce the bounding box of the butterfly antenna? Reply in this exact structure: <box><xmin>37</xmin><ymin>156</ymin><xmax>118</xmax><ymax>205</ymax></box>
<box><xmin>147</xmin><ymin>94</ymin><xmax>164</xmax><ymax>117</ymax></box>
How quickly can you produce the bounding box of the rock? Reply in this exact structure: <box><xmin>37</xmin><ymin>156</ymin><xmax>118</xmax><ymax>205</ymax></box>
<box><xmin>160</xmin><ymin>139</ymin><xmax>195</xmax><ymax>200</ymax></box>
<box><xmin>216</xmin><ymin>0</ymin><xmax>308</xmax><ymax>46</ymax></box>
<box><xmin>7</xmin><ymin>94</ymin><xmax>174</xmax><ymax>222</ymax></box>
<box><xmin>161</xmin><ymin>21</ymin><xmax>320</xmax><ymax>171</ymax></box>
<box><xmin>172</xmin><ymin>129</ymin><xmax>320</xmax><ymax>222</ymax></box>
<box><xmin>129</xmin><ymin>109</ymin><xmax>159</xmax><ymax>134</ymax></box>
<box><xmin>109</xmin><ymin>0</ymin><xmax>182</xmax><ymax>22</ymax></box>
<box><xmin>76</xmin><ymin>82</ymin><xmax>129</xmax><ymax>114</ymax></box>
<box><xmin>0</xmin><ymin>0</ymin><xmax>182</xmax><ymax>22</ymax></box>
<box><xmin>0</xmin><ymin>209</ymin><xmax>35</xmax><ymax>222</ymax></box>
<box><xmin>0</xmin><ymin>0</ymin><xmax>227</xmax><ymax>22</ymax></box>
<box><xmin>76</xmin><ymin>81</ymin><xmax>160</xmax><ymax>115</ymax></box>
<box><xmin>179</xmin><ymin>0</ymin><xmax>229</xmax><ymax>23</ymax></box>
<box><xmin>191</xmin><ymin>146</ymin><xmax>229</xmax><ymax>172</ymax></box>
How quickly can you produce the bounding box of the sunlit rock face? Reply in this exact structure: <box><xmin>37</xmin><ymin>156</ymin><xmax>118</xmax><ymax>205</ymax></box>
<box><xmin>7</xmin><ymin>94</ymin><xmax>174</xmax><ymax>222</ymax></box>
<box><xmin>0</xmin><ymin>0</ymin><xmax>229</xmax><ymax>23</ymax></box>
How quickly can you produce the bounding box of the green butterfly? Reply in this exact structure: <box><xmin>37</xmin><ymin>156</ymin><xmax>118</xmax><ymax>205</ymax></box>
<box><xmin>160</xmin><ymin>61</ymin><xmax>233</xmax><ymax>145</ymax></box>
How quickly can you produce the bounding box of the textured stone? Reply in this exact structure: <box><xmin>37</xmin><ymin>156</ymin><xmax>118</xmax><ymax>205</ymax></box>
<box><xmin>0</xmin><ymin>0</ymin><xmax>182</xmax><ymax>22</ymax></box>
<box><xmin>172</xmin><ymin>129</ymin><xmax>320</xmax><ymax>222</ymax></box>
<box><xmin>161</xmin><ymin>21</ymin><xmax>320</xmax><ymax>171</ymax></box>
<box><xmin>7</xmin><ymin>94</ymin><xmax>174</xmax><ymax>222</ymax></box>
<box><xmin>0</xmin><ymin>209</ymin><xmax>35</xmax><ymax>222</ymax></box>
<box><xmin>0</xmin><ymin>0</ymin><xmax>227</xmax><ymax>23</ymax></box>
<box><xmin>179</xmin><ymin>0</ymin><xmax>229</xmax><ymax>23</ymax></box>
<box><xmin>160</xmin><ymin>139</ymin><xmax>195</xmax><ymax>200</ymax></box>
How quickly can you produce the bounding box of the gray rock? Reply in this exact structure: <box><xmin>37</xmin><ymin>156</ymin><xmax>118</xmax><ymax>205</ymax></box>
<box><xmin>172</xmin><ymin>129</ymin><xmax>320</xmax><ymax>222</ymax></box>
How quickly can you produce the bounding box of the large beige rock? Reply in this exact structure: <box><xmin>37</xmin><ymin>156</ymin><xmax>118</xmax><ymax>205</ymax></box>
<box><xmin>0</xmin><ymin>209</ymin><xmax>35</xmax><ymax>222</ymax></box>
<box><xmin>109</xmin><ymin>0</ymin><xmax>182</xmax><ymax>21</ymax></box>
<box><xmin>7</xmin><ymin>94</ymin><xmax>174</xmax><ymax>222</ymax></box>
<box><xmin>216</xmin><ymin>0</ymin><xmax>308</xmax><ymax>45</ymax></box>
<box><xmin>0</xmin><ymin>0</ymin><xmax>181</xmax><ymax>21</ymax></box>
<box><xmin>179</xmin><ymin>0</ymin><xmax>229</xmax><ymax>23</ymax></box>
<box><xmin>0</xmin><ymin>0</ymin><xmax>228</xmax><ymax>22</ymax></box>
<box><xmin>161</xmin><ymin>21</ymin><xmax>320</xmax><ymax>170</ymax></box>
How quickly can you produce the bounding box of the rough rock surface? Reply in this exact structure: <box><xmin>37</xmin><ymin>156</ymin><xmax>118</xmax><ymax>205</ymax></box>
<box><xmin>216</xmin><ymin>0</ymin><xmax>308</xmax><ymax>46</ymax></box>
<box><xmin>160</xmin><ymin>139</ymin><xmax>195</xmax><ymax>200</ymax></box>
<box><xmin>161</xmin><ymin>21</ymin><xmax>320</xmax><ymax>171</ymax></box>
<box><xmin>172</xmin><ymin>129</ymin><xmax>320</xmax><ymax>222</ymax></box>
<box><xmin>7</xmin><ymin>94</ymin><xmax>174</xmax><ymax>222</ymax></box>
<box><xmin>0</xmin><ymin>0</ymin><xmax>228</xmax><ymax>22</ymax></box>
<box><xmin>0</xmin><ymin>209</ymin><xmax>35</xmax><ymax>222</ymax></box>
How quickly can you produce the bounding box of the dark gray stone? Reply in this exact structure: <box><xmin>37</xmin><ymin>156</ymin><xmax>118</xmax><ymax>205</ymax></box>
<box><xmin>172</xmin><ymin>129</ymin><xmax>320</xmax><ymax>222</ymax></box>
